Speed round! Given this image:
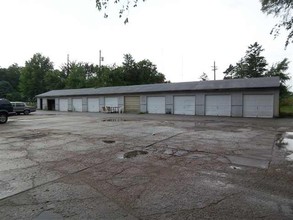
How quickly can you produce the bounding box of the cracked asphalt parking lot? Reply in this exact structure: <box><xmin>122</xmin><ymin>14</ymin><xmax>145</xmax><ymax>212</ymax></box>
<box><xmin>0</xmin><ymin>111</ymin><xmax>293</xmax><ymax>220</ymax></box>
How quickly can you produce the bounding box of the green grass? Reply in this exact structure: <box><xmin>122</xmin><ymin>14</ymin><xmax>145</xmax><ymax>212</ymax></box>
<box><xmin>279</xmin><ymin>95</ymin><xmax>293</xmax><ymax>117</ymax></box>
<box><xmin>280</xmin><ymin>105</ymin><xmax>293</xmax><ymax>117</ymax></box>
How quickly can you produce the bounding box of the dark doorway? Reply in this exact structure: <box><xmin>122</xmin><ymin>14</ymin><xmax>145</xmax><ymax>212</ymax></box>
<box><xmin>40</xmin><ymin>99</ymin><xmax>43</xmax><ymax>110</ymax></box>
<box><xmin>47</xmin><ymin>99</ymin><xmax>55</xmax><ymax>110</ymax></box>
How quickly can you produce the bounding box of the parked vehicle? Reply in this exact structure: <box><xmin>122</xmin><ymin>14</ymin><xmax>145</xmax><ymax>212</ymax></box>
<box><xmin>0</xmin><ymin>99</ymin><xmax>16</xmax><ymax>124</ymax></box>
<box><xmin>11</xmin><ymin>102</ymin><xmax>36</xmax><ymax>115</ymax></box>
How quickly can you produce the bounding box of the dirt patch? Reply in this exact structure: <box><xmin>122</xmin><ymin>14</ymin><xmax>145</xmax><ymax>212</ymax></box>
<box><xmin>124</xmin><ymin>150</ymin><xmax>148</xmax><ymax>159</ymax></box>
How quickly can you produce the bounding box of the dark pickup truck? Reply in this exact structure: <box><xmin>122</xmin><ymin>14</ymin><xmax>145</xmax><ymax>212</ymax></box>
<box><xmin>0</xmin><ymin>98</ymin><xmax>16</xmax><ymax>124</ymax></box>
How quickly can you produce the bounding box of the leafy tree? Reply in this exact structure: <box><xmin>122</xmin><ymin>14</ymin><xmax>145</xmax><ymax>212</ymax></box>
<box><xmin>243</xmin><ymin>42</ymin><xmax>268</xmax><ymax>77</ymax></box>
<box><xmin>223</xmin><ymin>64</ymin><xmax>235</xmax><ymax>79</ymax></box>
<box><xmin>0</xmin><ymin>65</ymin><xmax>22</xmax><ymax>100</ymax></box>
<box><xmin>45</xmin><ymin>70</ymin><xmax>66</xmax><ymax>90</ymax></box>
<box><xmin>136</xmin><ymin>59</ymin><xmax>165</xmax><ymax>84</ymax></box>
<box><xmin>261</xmin><ymin>0</ymin><xmax>293</xmax><ymax>48</ymax></box>
<box><xmin>122</xmin><ymin>54</ymin><xmax>138</xmax><ymax>85</ymax></box>
<box><xmin>0</xmin><ymin>81</ymin><xmax>13</xmax><ymax>98</ymax></box>
<box><xmin>199</xmin><ymin>72</ymin><xmax>209</xmax><ymax>81</ymax></box>
<box><xmin>96</xmin><ymin>0</ymin><xmax>145</xmax><ymax>24</ymax></box>
<box><xmin>4</xmin><ymin>64</ymin><xmax>21</xmax><ymax>90</ymax></box>
<box><xmin>65</xmin><ymin>62</ymin><xmax>87</xmax><ymax>89</ymax></box>
<box><xmin>224</xmin><ymin>42</ymin><xmax>268</xmax><ymax>79</ymax></box>
<box><xmin>19</xmin><ymin>53</ymin><xmax>54</xmax><ymax>101</ymax></box>
<box><xmin>265</xmin><ymin>58</ymin><xmax>291</xmax><ymax>98</ymax></box>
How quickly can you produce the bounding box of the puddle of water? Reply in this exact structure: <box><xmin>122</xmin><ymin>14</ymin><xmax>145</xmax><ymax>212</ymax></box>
<box><xmin>124</xmin><ymin>150</ymin><xmax>148</xmax><ymax>159</ymax></box>
<box><xmin>280</xmin><ymin>132</ymin><xmax>293</xmax><ymax>161</ymax></box>
<box><xmin>286</xmin><ymin>154</ymin><xmax>293</xmax><ymax>161</ymax></box>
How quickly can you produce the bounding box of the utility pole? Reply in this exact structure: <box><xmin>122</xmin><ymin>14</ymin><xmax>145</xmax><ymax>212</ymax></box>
<box><xmin>66</xmin><ymin>54</ymin><xmax>70</xmax><ymax>76</ymax></box>
<box><xmin>211</xmin><ymin>61</ymin><xmax>217</xmax><ymax>80</ymax></box>
<box><xmin>99</xmin><ymin>50</ymin><xmax>104</xmax><ymax>66</ymax></box>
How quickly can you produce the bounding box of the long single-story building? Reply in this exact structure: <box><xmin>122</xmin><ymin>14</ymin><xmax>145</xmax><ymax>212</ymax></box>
<box><xmin>36</xmin><ymin>77</ymin><xmax>280</xmax><ymax>118</ymax></box>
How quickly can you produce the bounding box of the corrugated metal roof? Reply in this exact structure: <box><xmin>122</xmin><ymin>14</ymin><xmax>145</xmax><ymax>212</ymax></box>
<box><xmin>36</xmin><ymin>77</ymin><xmax>280</xmax><ymax>98</ymax></box>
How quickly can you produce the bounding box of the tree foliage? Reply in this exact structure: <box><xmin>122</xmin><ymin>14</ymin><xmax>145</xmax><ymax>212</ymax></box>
<box><xmin>2</xmin><ymin>52</ymin><xmax>167</xmax><ymax>101</ymax></box>
<box><xmin>19</xmin><ymin>53</ymin><xmax>54</xmax><ymax>101</ymax></box>
<box><xmin>95</xmin><ymin>0</ymin><xmax>145</xmax><ymax>24</ymax></box>
<box><xmin>224</xmin><ymin>42</ymin><xmax>268</xmax><ymax>79</ymax></box>
<box><xmin>261</xmin><ymin>0</ymin><xmax>293</xmax><ymax>48</ymax></box>
<box><xmin>199</xmin><ymin>72</ymin><xmax>209</xmax><ymax>81</ymax></box>
<box><xmin>0</xmin><ymin>64</ymin><xmax>22</xmax><ymax>100</ymax></box>
<box><xmin>224</xmin><ymin>42</ymin><xmax>291</xmax><ymax>99</ymax></box>
<box><xmin>266</xmin><ymin>58</ymin><xmax>291</xmax><ymax>97</ymax></box>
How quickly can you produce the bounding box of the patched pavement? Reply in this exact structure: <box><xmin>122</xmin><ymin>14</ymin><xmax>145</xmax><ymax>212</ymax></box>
<box><xmin>0</xmin><ymin>111</ymin><xmax>292</xmax><ymax>219</ymax></box>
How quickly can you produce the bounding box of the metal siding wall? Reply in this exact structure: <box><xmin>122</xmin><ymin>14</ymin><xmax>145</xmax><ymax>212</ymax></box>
<box><xmin>68</xmin><ymin>98</ymin><xmax>72</xmax><ymax>111</ymax></box>
<box><xmin>195</xmin><ymin>93</ymin><xmax>205</xmax><ymax>116</ymax></box>
<box><xmin>274</xmin><ymin>90</ymin><xmax>279</xmax><ymax>117</ymax></box>
<box><xmin>37</xmin><ymin>98</ymin><xmax>40</xmax><ymax>110</ymax></box>
<box><xmin>42</xmin><ymin>98</ymin><xmax>48</xmax><ymax>110</ymax></box>
<box><xmin>118</xmin><ymin>96</ymin><xmax>124</xmax><ymax>107</ymax></box>
<box><xmin>165</xmin><ymin>95</ymin><xmax>173</xmax><ymax>114</ymax></box>
<box><xmin>82</xmin><ymin>97</ymin><xmax>87</xmax><ymax>112</ymax></box>
<box><xmin>99</xmin><ymin>96</ymin><xmax>105</xmax><ymax>111</ymax></box>
<box><xmin>55</xmin><ymin>98</ymin><xmax>59</xmax><ymax>111</ymax></box>
<box><xmin>140</xmin><ymin>96</ymin><xmax>147</xmax><ymax>113</ymax></box>
<box><xmin>231</xmin><ymin>92</ymin><xmax>242</xmax><ymax>117</ymax></box>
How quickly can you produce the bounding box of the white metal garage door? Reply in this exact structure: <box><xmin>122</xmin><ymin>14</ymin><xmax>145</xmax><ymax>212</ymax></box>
<box><xmin>174</xmin><ymin>96</ymin><xmax>195</xmax><ymax>115</ymax></box>
<box><xmin>59</xmin><ymin>99</ymin><xmax>68</xmax><ymax>112</ymax></box>
<box><xmin>243</xmin><ymin>95</ymin><xmax>274</xmax><ymax>118</ymax></box>
<box><xmin>72</xmin><ymin>98</ymin><xmax>82</xmax><ymax>112</ymax></box>
<box><xmin>205</xmin><ymin>95</ymin><xmax>231</xmax><ymax>116</ymax></box>
<box><xmin>147</xmin><ymin>97</ymin><xmax>165</xmax><ymax>114</ymax></box>
<box><xmin>88</xmin><ymin>98</ymin><xmax>100</xmax><ymax>112</ymax></box>
<box><xmin>105</xmin><ymin>97</ymin><xmax>118</xmax><ymax>107</ymax></box>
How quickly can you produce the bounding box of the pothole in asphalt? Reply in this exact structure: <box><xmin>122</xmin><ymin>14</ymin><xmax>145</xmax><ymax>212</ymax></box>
<box><xmin>102</xmin><ymin>118</ymin><xmax>127</xmax><ymax>122</ymax></box>
<box><xmin>103</xmin><ymin>140</ymin><xmax>116</xmax><ymax>144</ymax></box>
<box><xmin>124</xmin><ymin>150</ymin><xmax>148</xmax><ymax>159</ymax></box>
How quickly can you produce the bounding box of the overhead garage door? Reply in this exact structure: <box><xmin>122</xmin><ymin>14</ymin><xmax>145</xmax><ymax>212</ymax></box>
<box><xmin>243</xmin><ymin>95</ymin><xmax>274</xmax><ymax>118</ymax></box>
<box><xmin>59</xmin><ymin>99</ymin><xmax>68</xmax><ymax>112</ymax></box>
<box><xmin>147</xmin><ymin>97</ymin><xmax>165</xmax><ymax>114</ymax></box>
<box><xmin>174</xmin><ymin>96</ymin><xmax>195</xmax><ymax>115</ymax></box>
<box><xmin>105</xmin><ymin>97</ymin><xmax>118</xmax><ymax>107</ymax></box>
<box><xmin>72</xmin><ymin>98</ymin><xmax>82</xmax><ymax>112</ymax></box>
<box><xmin>205</xmin><ymin>95</ymin><xmax>231</xmax><ymax>116</ymax></box>
<box><xmin>88</xmin><ymin>98</ymin><xmax>100</xmax><ymax>112</ymax></box>
<box><xmin>125</xmin><ymin>96</ymin><xmax>140</xmax><ymax>113</ymax></box>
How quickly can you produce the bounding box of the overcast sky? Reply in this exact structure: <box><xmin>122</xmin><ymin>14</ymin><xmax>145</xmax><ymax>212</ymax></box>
<box><xmin>0</xmin><ymin>0</ymin><xmax>292</xmax><ymax>85</ymax></box>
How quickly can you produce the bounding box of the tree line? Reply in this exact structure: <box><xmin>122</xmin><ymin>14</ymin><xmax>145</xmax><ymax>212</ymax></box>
<box><xmin>0</xmin><ymin>53</ymin><xmax>167</xmax><ymax>102</ymax></box>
